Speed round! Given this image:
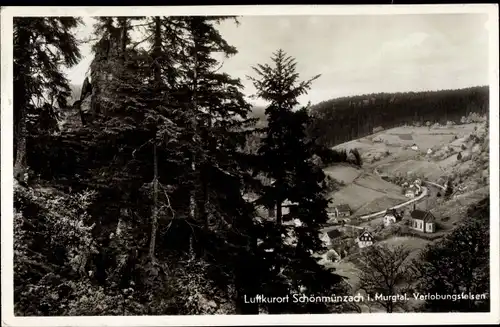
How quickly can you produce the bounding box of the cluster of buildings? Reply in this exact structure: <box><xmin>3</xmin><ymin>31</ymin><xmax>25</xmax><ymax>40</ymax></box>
<box><xmin>352</xmin><ymin>206</ymin><xmax>436</xmax><ymax>250</ymax></box>
<box><xmin>326</xmin><ymin>204</ymin><xmax>352</xmax><ymax>223</ymax></box>
<box><xmin>383</xmin><ymin>206</ymin><xmax>436</xmax><ymax>233</ymax></box>
<box><xmin>402</xmin><ymin>178</ymin><xmax>423</xmax><ymax>198</ymax></box>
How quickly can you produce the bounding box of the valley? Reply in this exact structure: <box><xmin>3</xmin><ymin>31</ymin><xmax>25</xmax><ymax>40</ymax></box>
<box><xmin>315</xmin><ymin>117</ymin><xmax>490</xmax><ymax>312</ymax></box>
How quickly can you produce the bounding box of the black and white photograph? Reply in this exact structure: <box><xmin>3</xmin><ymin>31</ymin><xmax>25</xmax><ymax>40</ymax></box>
<box><xmin>1</xmin><ymin>4</ymin><xmax>499</xmax><ymax>326</ymax></box>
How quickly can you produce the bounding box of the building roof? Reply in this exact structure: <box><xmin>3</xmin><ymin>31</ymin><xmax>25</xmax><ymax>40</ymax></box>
<box><xmin>326</xmin><ymin>207</ymin><xmax>337</xmax><ymax>213</ymax></box>
<box><xmin>336</xmin><ymin>204</ymin><xmax>351</xmax><ymax>212</ymax></box>
<box><xmin>411</xmin><ymin>210</ymin><xmax>435</xmax><ymax>222</ymax></box>
<box><xmin>385</xmin><ymin>208</ymin><xmax>397</xmax><ymax>216</ymax></box>
<box><xmin>385</xmin><ymin>209</ymin><xmax>402</xmax><ymax>221</ymax></box>
<box><xmin>327</xmin><ymin>229</ymin><xmax>342</xmax><ymax>239</ymax></box>
<box><xmin>358</xmin><ymin>231</ymin><xmax>374</xmax><ymax>242</ymax></box>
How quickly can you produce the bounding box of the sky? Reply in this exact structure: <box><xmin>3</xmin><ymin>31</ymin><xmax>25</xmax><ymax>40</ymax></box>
<box><xmin>66</xmin><ymin>14</ymin><xmax>490</xmax><ymax>107</ymax></box>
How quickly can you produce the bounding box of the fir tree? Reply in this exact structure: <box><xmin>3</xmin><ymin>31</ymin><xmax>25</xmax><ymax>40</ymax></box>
<box><xmin>248</xmin><ymin>49</ymin><xmax>347</xmax><ymax>313</ymax></box>
<box><xmin>13</xmin><ymin>17</ymin><xmax>82</xmax><ymax>181</ymax></box>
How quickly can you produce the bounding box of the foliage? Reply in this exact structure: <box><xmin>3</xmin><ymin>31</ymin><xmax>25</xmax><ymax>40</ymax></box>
<box><xmin>357</xmin><ymin>244</ymin><xmax>414</xmax><ymax>313</ymax></box>
<box><xmin>14</xmin><ymin>181</ymin><xmax>98</xmax><ymax>315</ymax></box>
<box><xmin>13</xmin><ymin>17</ymin><xmax>82</xmax><ymax>180</ymax></box>
<box><xmin>349</xmin><ymin>148</ymin><xmax>363</xmax><ymax>167</ymax></box>
<box><xmin>413</xmin><ymin>198</ymin><xmax>490</xmax><ymax>312</ymax></box>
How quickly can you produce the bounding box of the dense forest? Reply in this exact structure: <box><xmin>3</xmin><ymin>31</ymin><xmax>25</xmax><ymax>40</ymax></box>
<box><xmin>11</xmin><ymin>16</ymin><xmax>490</xmax><ymax>316</ymax></box>
<box><xmin>307</xmin><ymin>86</ymin><xmax>489</xmax><ymax>147</ymax></box>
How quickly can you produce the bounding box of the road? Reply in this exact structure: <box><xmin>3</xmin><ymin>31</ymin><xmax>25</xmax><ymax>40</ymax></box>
<box><xmin>423</xmin><ymin>180</ymin><xmax>446</xmax><ymax>191</ymax></box>
<box><xmin>325</xmin><ymin>164</ymin><xmax>445</xmax><ymax>227</ymax></box>
<box><xmin>351</xmin><ymin>163</ymin><xmax>446</xmax><ymax>221</ymax></box>
<box><xmin>357</xmin><ymin>186</ymin><xmax>428</xmax><ymax>220</ymax></box>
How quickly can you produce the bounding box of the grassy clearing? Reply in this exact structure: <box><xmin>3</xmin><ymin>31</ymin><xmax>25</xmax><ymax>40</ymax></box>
<box><xmin>354</xmin><ymin>174</ymin><xmax>404</xmax><ymax>195</ymax></box>
<box><xmin>323</xmin><ymin>164</ymin><xmax>362</xmax><ymax>184</ymax></box>
<box><xmin>378</xmin><ymin>236</ymin><xmax>430</xmax><ymax>262</ymax></box>
<box><xmin>379</xmin><ymin>159</ymin><xmax>446</xmax><ymax>181</ymax></box>
<box><xmin>328</xmin><ymin>183</ymin><xmax>393</xmax><ymax>211</ymax></box>
<box><xmin>355</xmin><ymin>197</ymin><xmax>405</xmax><ymax>216</ymax></box>
<box><xmin>329</xmin><ymin>260</ymin><xmax>362</xmax><ymax>290</ymax></box>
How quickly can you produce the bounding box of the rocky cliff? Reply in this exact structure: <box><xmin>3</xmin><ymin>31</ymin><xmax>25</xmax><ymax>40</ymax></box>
<box><xmin>59</xmin><ymin>29</ymin><xmax>123</xmax><ymax>132</ymax></box>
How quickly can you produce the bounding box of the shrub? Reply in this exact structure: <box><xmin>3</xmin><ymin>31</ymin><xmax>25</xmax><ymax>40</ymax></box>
<box><xmin>14</xmin><ymin>183</ymin><xmax>99</xmax><ymax>316</ymax></box>
<box><xmin>326</xmin><ymin>250</ymin><xmax>337</xmax><ymax>262</ymax></box>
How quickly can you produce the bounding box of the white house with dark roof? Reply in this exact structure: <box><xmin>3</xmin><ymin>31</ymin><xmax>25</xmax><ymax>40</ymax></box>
<box><xmin>356</xmin><ymin>230</ymin><xmax>374</xmax><ymax>248</ymax></box>
<box><xmin>410</xmin><ymin>210</ymin><xmax>436</xmax><ymax>233</ymax></box>
<box><xmin>383</xmin><ymin>209</ymin><xmax>403</xmax><ymax>227</ymax></box>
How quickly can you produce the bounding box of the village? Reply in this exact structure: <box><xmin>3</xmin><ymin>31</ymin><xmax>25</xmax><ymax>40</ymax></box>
<box><xmin>242</xmin><ymin>115</ymin><xmax>489</xmax><ymax>306</ymax></box>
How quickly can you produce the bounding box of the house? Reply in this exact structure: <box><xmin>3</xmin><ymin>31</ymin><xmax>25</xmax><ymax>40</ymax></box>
<box><xmin>414</xmin><ymin>179</ymin><xmax>422</xmax><ymax>186</ymax></box>
<box><xmin>411</xmin><ymin>143</ymin><xmax>419</xmax><ymax>151</ymax></box>
<box><xmin>335</xmin><ymin>204</ymin><xmax>352</xmax><ymax>218</ymax></box>
<box><xmin>327</xmin><ymin>206</ymin><xmax>338</xmax><ymax>218</ymax></box>
<box><xmin>356</xmin><ymin>230</ymin><xmax>374</xmax><ymax>248</ymax></box>
<box><xmin>427</xmin><ymin>148</ymin><xmax>433</xmax><ymax>155</ymax></box>
<box><xmin>409</xmin><ymin>210</ymin><xmax>436</xmax><ymax>233</ymax></box>
<box><xmin>405</xmin><ymin>187</ymin><xmax>417</xmax><ymax>198</ymax></box>
<box><xmin>383</xmin><ymin>209</ymin><xmax>402</xmax><ymax>227</ymax></box>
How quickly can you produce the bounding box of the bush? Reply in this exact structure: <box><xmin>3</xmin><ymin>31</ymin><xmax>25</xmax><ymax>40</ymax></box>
<box><xmin>14</xmin><ymin>183</ymin><xmax>99</xmax><ymax>315</ymax></box>
<box><xmin>326</xmin><ymin>250</ymin><xmax>337</xmax><ymax>262</ymax></box>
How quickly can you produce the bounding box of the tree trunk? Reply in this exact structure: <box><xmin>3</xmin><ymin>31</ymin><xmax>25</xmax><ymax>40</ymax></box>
<box><xmin>14</xmin><ymin>110</ymin><xmax>27</xmax><ymax>182</ymax></box>
<box><xmin>148</xmin><ymin>18</ymin><xmax>162</xmax><ymax>263</ymax></box>
<box><xmin>276</xmin><ymin>199</ymin><xmax>282</xmax><ymax>226</ymax></box>
<box><xmin>148</xmin><ymin>143</ymin><xmax>159</xmax><ymax>262</ymax></box>
<box><xmin>202</xmin><ymin>169</ymin><xmax>209</xmax><ymax>232</ymax></box>
<box><xmin>235</xmin><ymin>229</ymin><xmax>259</xmax><ymax>314</ymax></box>
<box><xmin>118</xmin><ymin>17</ymin><xmax>128</xmax><ymax>60</ymax></box>
<box><xmin>13</xmin><ymin>30</ymin><xmax>30</xmax><ymax>183</ymax></box>
<box><xmin>188</xmin><ymin>29</ymin><xmax>199</xmax><ymax>259</ymax></box>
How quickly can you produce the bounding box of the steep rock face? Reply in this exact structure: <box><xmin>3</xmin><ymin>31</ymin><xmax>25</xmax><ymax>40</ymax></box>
<box><xmin>59</xmin><ymin>28</ymin><xmax>124</xmax><ymax>133</ymax></box>
<box><xmin>89</xmin><ymin>34</ymin><xmax>123</xmax><ymax>120</ymax></box>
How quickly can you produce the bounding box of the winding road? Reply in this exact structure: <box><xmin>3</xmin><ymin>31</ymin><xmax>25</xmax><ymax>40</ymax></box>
<box><xmin>356</xmin><ymin>185</ymin><xmax>429</xmax><ymax>220</ymax></box>
<box><xmin>340</xmin><ymin>165</ymin><xmax>446</xmax><ymax>225</ymax></box>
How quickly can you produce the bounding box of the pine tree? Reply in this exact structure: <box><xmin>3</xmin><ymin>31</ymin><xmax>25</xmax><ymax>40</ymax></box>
<box><xmin>13</xmin><ymin>17</ymin><xmax>82</xmax><ymax>182</ymax></box>
<box><xmin>248</xmin><ymin>49</ymin><xmax>347</xmax><ymax>313</ymax></box>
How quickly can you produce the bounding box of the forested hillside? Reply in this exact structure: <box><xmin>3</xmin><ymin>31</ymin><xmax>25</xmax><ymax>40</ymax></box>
<box><xmin>307</xmin><ymin>86</ymin><xmax>489</xmax><ymax>147</ymax></box>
